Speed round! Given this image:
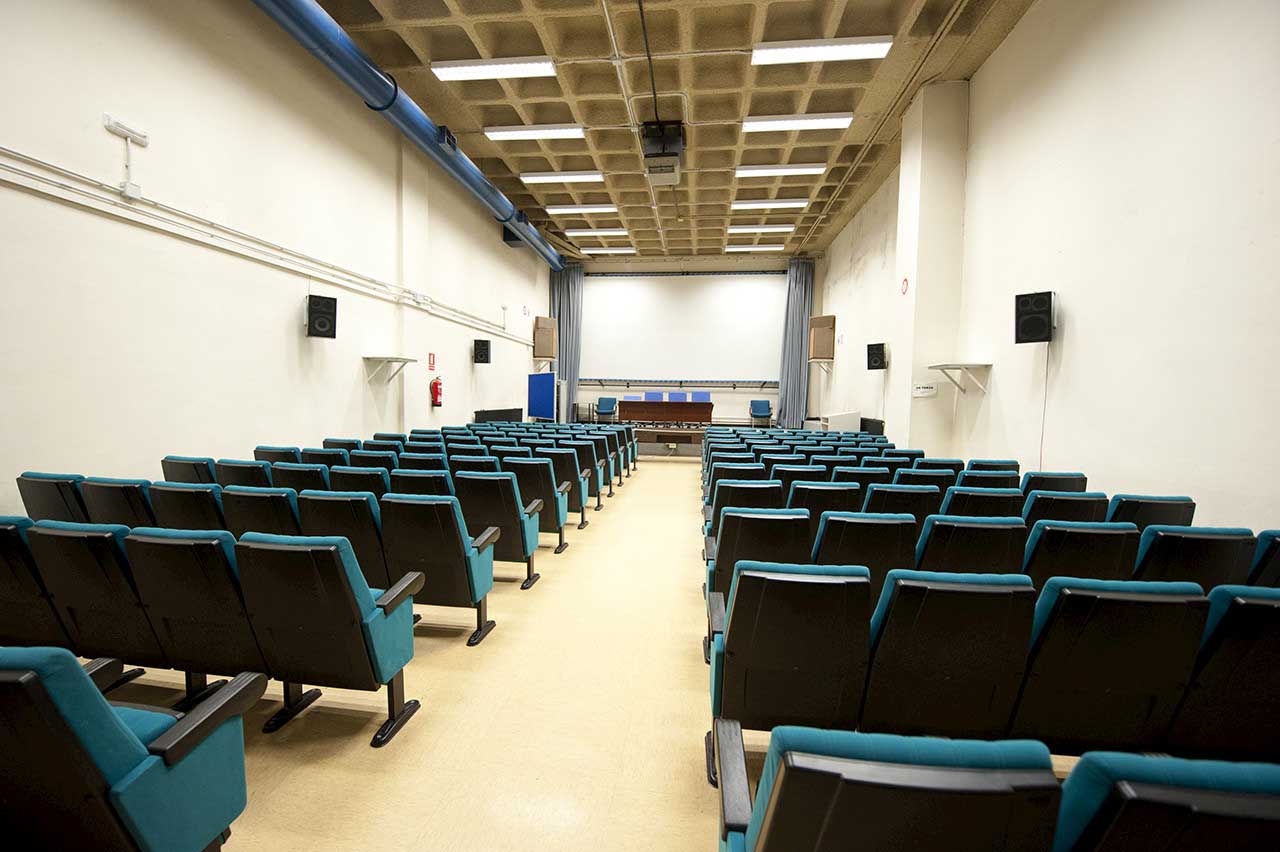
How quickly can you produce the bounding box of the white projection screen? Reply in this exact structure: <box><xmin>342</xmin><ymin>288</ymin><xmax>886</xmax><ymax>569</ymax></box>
<box><xmin>578</xmin><ymin>273</ymin><xmax>787</xmax><ymax>381</ymax></box>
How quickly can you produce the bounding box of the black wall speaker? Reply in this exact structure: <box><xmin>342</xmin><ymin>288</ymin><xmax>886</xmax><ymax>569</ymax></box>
<box><xmin>306</xmin><ymin>295</ymin><xmax>337</xmax><ymax>338</ymax></box>
<box><xmin>867</xmin><ymin>342</ymin><xmax>888</xmax><ymax>370</ymax></box>
<box><xmin>473</xmin><ymin>339</ymin><xmax>491</xmax><ymax>364</ymax></box>
<box><xmin>1015</xmin><ymin>291</ymin><xmax>1055</xmax><ymax>343</ymax></box>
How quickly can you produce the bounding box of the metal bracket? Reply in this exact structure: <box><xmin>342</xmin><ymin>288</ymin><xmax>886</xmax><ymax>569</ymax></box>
<box><xmin>363</xmin><ymin>356</ymin><xmax>417</xmax><ymax>384</ymax></box>
<box><xmin>809</xmin><ymin>358</ymin><xmax>833</xmax><ymax>375</ymax></box>
<box><xmin>928</xmin><ymin>363</ymin><xmax>992</xmax><ymax>395</ymax></box>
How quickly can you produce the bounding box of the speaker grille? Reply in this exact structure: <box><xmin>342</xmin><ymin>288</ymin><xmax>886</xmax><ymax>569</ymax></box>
<box><xmin>867</xmin><ymin>343</ymin><xmax>888</xmax><ymax>370</ymax></box>
<box><xmin>474</xmin><ymin>339</ymin><xmax>491</xmax><ymax>364</ymax></box>
<box><xmin>1015</xmin><ymin>291</ymin><xmax>1053</xmax><ymax>344</ymax></box>
<box><xmin>307</xmin><ymin>295</ymin><xmax>337</xmax><ymax>339</ymax></box>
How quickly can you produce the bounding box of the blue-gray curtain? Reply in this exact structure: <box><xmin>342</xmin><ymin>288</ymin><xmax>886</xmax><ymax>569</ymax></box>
<box><xmin>777</xmin><ymin>257</ymin><xmax>815</xmax><ymax>429</ymax></box>
<box><xmin>549</xmin><ymin>262</ymin><xmax>584</xmax><ymax>421</ymax></box>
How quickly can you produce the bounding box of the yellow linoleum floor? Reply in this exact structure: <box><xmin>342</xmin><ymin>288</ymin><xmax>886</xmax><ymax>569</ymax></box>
<box><xmin>110</xmin><ymin>456</ymin><xmax>718</xmax><ymax>851</ymax></box>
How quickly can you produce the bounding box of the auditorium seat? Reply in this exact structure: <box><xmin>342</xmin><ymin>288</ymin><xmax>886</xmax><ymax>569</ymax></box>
<box><xmin>705</xmin><ymin>509</ymin><xmax>811</xmax><ymax>605</ymax></box>
<box><xmin>535</xmin><ymin>447</ymin><xmax>591</xmax><ymax>529</ymax></box>
<box><xmin>1008</xmin><ymin>577</ymin><xmax>1208</xmax><ymax>753</ymax></box>
<box><xmin>913</xmin><ymin>458</ymin><xmax>965</xmax><ymax>481</ymax></box>
<box><xmin>1252</xmin><ymin>530</ymin><xmax>1280</xmax><ymax>586</ymax></box>
<box><xmin>596</xmin><ymin>429</ymin><xmax>630</xmax><ymax>482</ymax></box>
<box><xmin>300</xmin><ymin>447</ymin><xmax>349</xmax><ymax>467</ymax></box>
<box><xmin>373</xmin><ymin>432</ymin><xmax>408</xmax><ymax>445</ymax></box>
<box><xmin>214</xmin><ymin>459</ymin><xmax>272</xmax><ymax>488</ymax></box>
<box><xmin>26</xmin><ymin>521</ymin><xmax>169</xmax><ymax>667</ymax></box>
<box><xmin>381</xmin><ymin>494</ymin><xmax>498</xmax><ymax>645</ymax></box>
<box><xmin>708</xmin><ymin>562</ymin><xmax>869</xmax><ymax>730</ymax></box>
<box><xmin>864</xmin><ymin>456</ymin><xmax>913</xmax><ymax>478</ymax></box>
<box><xmin>862</xmin><ymin>570</ymin><xmax>1035</xmax><ymax>738</ymax></box>
<box><xmin>160</xmin><ymin>455</ymin><xmax>217</xmax><ymax>484</ymax></box>
<box><xmin>862</xmin><ymin>483</ymin><xmax>943</xmax><ymax>520</ymax></box>
<box><xmin>450</xmin><ymin>455</ymin><xmax>501</xmax><ymax>474</ymax></box>
<box><xmin>404</xmin><ymin>441</ymin><xmax>444</xmax><ymax>454</ymax></box>
<box><xmin>831</xmin><ymin>465</ymin><xmax>892</xmax><ymax>492</ymax></box>
<box><xmin>453</xmin><ymin>472</ymin><xmax>542</xmax><ymax>590</ymax></box>
<box><xmin>445</xmin><ymin>444</ymin><xmax>486</xmax><ymax>458</ymax></box>
<box><xmin>389</xmin><ymin>469</ymin><xmax>454</xmax><ymax>496</ymax></box>
<box><xmin>757</xmin><ymin>453</ymin><xmax>804</xmax><ymax>476</ymax></box>
<box><xmin>1021</xmin><ymin>471</ymin><xmax>1088</xmax><ymax>494</ymax></box>
<box><xmin>810</xmin><ymin>512</ymin><xmax>916</xmax><ymax>603</ymax></box>
<box><xmin>1022</xmin><ymin>521</ymin><xmax>1140</xmax><ymax>588</ymax></box>
<box><xmin>1023</xmin><ymin>490</ymin><xmax>1109</xmax><ymax>525</ymax></box>
<box><xmin>397</xmin><ymin>452</ymin><xmax>448</xmax><ymax>471</ymax></box>
<box><xmin>560</xmin><ymin>440</ymin><xmax>607</xmax><ymax>510</ymax></box>
<box><xmin>253</xmin><ymin>445</ymin><xmax>301</xmax><ymax>464</ymax></box>
<box><xmin>967</xmin><ymin>458</ymin><xmax>1021</xmax><ymax>473</ymax></box>
<box><xmin>1132</xmin><ymin>525</ymin><xmax>1255</xmax><ymax>587</ymax></box>
<box><xmin>362</xmin><ymin>439</ymin><xmax>404</xmax><ymax>456</ymax></box>
<box><xmin>583</xmin><ymin>433</ymin><xmax>622</xmax><ymax>488</ymax></box>
<box><xmin>297</xmin><ymin>490</ymin><xmax>389</xmax><ymax>589</ymax></box>
<box><xmin>234</xmin><ymin>533</ymin><xmax>422</xmax><ymax>746</ymax></box>
<box><xmin>328</xmin><ymin>465</ymin><xmax>389</xmax><ymax>497</ymax></box>
<box><xmin>0</xmin><ymin>516</ymin><xmax>72</xmax><ymax>647</ymax></box>
<box><xmin>1052</xmin><ymin>751</ymin><xmax>1280</xmax><ymax>852</ymax></box>
<box><xmin>503</xmin><ymin>457</ymin><xmax>571</xmax><ymax>553</ymax></box>
<box><xmin>1104</xmin><ymin>494</ymin><xmax>1196</xmax><ymax>530</ymax></box>
<box><xmin>491</xmin><ymin>446</ymin><xmax>533</xmax><ymax>463</ymax></box>
<box><xmin>80</xmin><ymin>477</ymin><xmax>156</xmax><ymax>527</ymax></box>
<box><xmin>0</xmin><ymin>646</ymin><xmax>264</xmax><ymax>852</ymax></box>
<box><xmin>711</xmin><ymin>723</ymin><xmax>1059</xmax><ymax>852</ymax></box>
<box><xmin>884</xmin><ymin>448</ymin><xmax>925</xmax><ymax>461</ymax></box>
<box><xmin>704</xmin><ymin>462</ymin><xmax>767</xmax><ymax>501</ymax></box>
<box><xmin>596</xmin><ymin>396</ymin><xmax>618</xmax><ymax>423</ymax></box>
<box><xmin>704</xmin><ymin>480</ymin><xmax>785</xmax><ymax>537</ymax></box>
<box><xmin>150</xmin><ymin>481</ymin><xmax>226</xmax><ymax>530</ymax></box>
<box><xmin>323</xmin><ymin>437</ymin><xmax>363</xmax><ymax>452</ymax></box>
<box><xmin>767</xmin><ymin>465</ymin><xmax>822</xmax><ymax>498</ymax></box>
<box><xmin>270</xmin><ymin>462</ymin><xmax>330</xmax><ymax>492</ymax></box>
<box><xmin>704</xmin><ymin>452</ymin><xmax>755</xmax><ymax>482</ymax></box>
<box><xmin>787</xmin><ymin>482</ymin><xmax>862</xmax><ymax>542</ymax></box>
<box><xmin>939</xmin><ymin>486</ymin><xmax>1026</xmax><ymax>519</ymax></box>
<box><xmin>914</xmin><ymin>515</ymin><xmax>1027</xmax><ymax>572</ymax></box>
<box><xmin>894</xmin><ymin>468</ymin><xmax>957</xmax><ymax>489</ymax></box>
<box><xmin>16</xmin><ymin>472</ymin><xmax>88</xmax><ymax>523</ymax></box>
<box><xmin>222</xmin><ymin>485</ymin><xmax>301</xmax><ymax>538</ymax></box>
<box><xmin>349</xmin><ymin>449</ymin><xmax>398</xmax><ymax>473</ymax></box>
<box><xmin>956</xmin><ymin>470</ymin><xmax>1021</xmax><ymax>489</ymax></box>
<box><xmin>749</xmin><ymin>399</ymin><xmax>772</xmax><ymax>427</ymax></box>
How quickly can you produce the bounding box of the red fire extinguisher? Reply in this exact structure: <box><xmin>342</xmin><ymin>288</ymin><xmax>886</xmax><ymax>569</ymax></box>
<box><xmin>429</xmin><ymin>376</ymin><xmax>443</xmax><ymax>408</ymax></box>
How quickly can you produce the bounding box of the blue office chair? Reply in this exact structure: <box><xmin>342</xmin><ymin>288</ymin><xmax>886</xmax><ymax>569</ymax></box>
<box><xmin>749</xmin><ymin>399</ymin><xmax>772</xmax><ymax>427</ymax></box>
<box><xmin>596</xmin><ymin>396</ymin><xmax>618</xmax><ymax>423</ymax></box>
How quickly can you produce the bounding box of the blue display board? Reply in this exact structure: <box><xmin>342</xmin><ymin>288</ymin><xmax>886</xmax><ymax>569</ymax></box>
<box><xmin>528</xmin><ymin>372</ymin><xmax>556</xmax><ymax>420</ymax></box>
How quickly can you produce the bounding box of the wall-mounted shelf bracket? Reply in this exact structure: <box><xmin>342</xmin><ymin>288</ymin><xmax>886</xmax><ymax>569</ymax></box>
<box><xmin>929</xmin><ymin>362</ymin><xmax>991</xmax><ymax>395</ymax></box>
<box><xmin>809</xmin><ymin>358</ymin><xmax>834</xmax><ymax>375</ymax></box>
<box><xmin>363</xmin><ymin>356</ymin><xmax>417</xmax><ymax>384</ymax></box>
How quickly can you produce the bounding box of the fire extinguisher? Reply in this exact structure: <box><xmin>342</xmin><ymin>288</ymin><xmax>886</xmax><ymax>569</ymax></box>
<box><xmin>429</xmin><ymin>376</ymin><xmax>443</xmax><ymax>408</ymax></box>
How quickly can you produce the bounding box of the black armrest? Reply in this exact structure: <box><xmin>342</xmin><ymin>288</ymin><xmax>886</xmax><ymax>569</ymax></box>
<box><xmin>556</xmin><ymin>480</ymin><xmax>571</xmax><ymax>494</ymax></box>
<box><xmin>376</xmin><ymin>571</ymin><xmax>425</xmax><ymax>614</ymax></box>
<box><xmin>472</xmin><ymin>525</ymin><xmax>501</xmax><ymax>552</ymax></box>
<box><xmin>523</xmin><ymin>498</ymin><xmax>544</xmax><ymax>517</ymax></box>
<box><xmin>714</xmin><ymin>718</ymin><xmax>752</xmax><ymax>839</ymax></box>
<box><xmin>82</xmin><ymin>658</ymin><xmax>124</xmax><ymax>692</ymax></box>
<box><xmin>709</xmin><ymin>592</ymin><xmax>726</xmax><ymax>636</ymax></box>
<box><xmin>704</xmin><ymin>536</ymin><xmax>717</xmax><ymax>563</ymax></box>
<box><xmin>147</xmin><ymin>672</ymin><xmax>267</xmax><ymax>766</ymax></box>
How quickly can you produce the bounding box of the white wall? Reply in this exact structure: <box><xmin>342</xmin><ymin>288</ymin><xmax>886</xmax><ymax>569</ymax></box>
<box><xmin>0</xmin><ymin>0</ymin><xmax>547</xmax><ymax>513</ymax></box>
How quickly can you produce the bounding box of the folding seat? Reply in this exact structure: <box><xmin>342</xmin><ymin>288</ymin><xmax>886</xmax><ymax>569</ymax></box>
<box><xmin>749</xmin><ymin>399</ymin><xmax>772</xmax><ymax>427</ymax></box>
<box><xmin>521</xmin><ymin>438</ymin><xmax>556</xmax><ymax>451</ymax></box>
<box><xmin>150</xmin><ymin>481</ymin><xmax>226</xmax><ymax>530</ymax></box>
<box><xmin>449</xmin><ymin>455</ymin><xmax>501</xmax><ymax>475</ymax></box>
<box><xmin>885</xmin><ymin>448</ymin><xmax>925</xmax><ymax>461</ymax></box>
<box><xmin>940</xmin><ymin>486</ymin><xmax>1026</xmax><ymax>518</ymax></box>
<box><xmin>26</xmin><ymin>521</ymin><xmax>169</xmax><ymax>667</ymax></box>
<box><xmin>893</xmin><ymin>468</ymin><xmax>956</xmax><ymax>489</ymax></box>
<box><xmin>791</xmin><ymin>444</ymin><xmax>824</xmax><ymax>463</ymax></box>
<box><xmin>1019</xmin><ymin>518</ymin><xmax>1138</xmax><ymax>580</ymax></box>
<box><xmin>234</xmin><ymin>533</ymin><xmax>423</xmax><ymax>746</ymax></box>
<box><xmin>1104</xmin><ymin>493</ymin><xmax>1196</xmax><ymax>530</ymax></box>
<box><xmin>1132</xmin><ymin>525</ymin><xmax>1255</xmax><ymax>587</ymax></box>
<box><xmin>705</xmin><ymin>509</ymin><xmax>811</xmax><ymax>605</ymax></box>
<box><xmin>214</xmin><ymin>459</ymin><xmax>271</xmax><ymax>488</ymax></box>
<box><xmin>704</xmin><ymin>480</ymin><xmax>785</xmax><ymax>537</ymax></box>
<box><xmin>914</xmin><ymin>515</ymin><xmax>1028</xmax><ymax>573</ymax></box>
<box><xmin>583</xmin><ymin>433</ymin><xmax>622</xmax><ymax>488</ymax></box>
<box><xmin>389</xmin><ymin>469</ymin><xmax>454</xmax><ymax>496</ymax></box>
<box><xmin>362</xmin><ymin>439</ymin><xmax>404</xmax><ymax>456</ymax></box>
<box><xmin>749</xmin><ymin>444</ymin><xmax>789</xmax><ymax>462</ymax></box>
<box><xmin>704</xmin><ymin>452</ymin><xmax>754</xmax><ymax>482</ymax></box>
<box><xmin>535</xmin><ymin>447</ymin><xmax>591</xmax><ymax>530</ymax></box>
<box><xmin>766</xmin><ymin>465</ymin><xmax>822</xmax><ymax>501</ymax></box>
<box><xmin>601</xmin><ymin>428</ymin><xmax>631</xmax><ymax>478</ymax></box>
<box><xmin>160</xmin><ymin>455</ymin><xmax>217</xmax><ymax>484</ymax></box>
<box><xmin>0</xmin><ymin>646</ymin><xmax>265</xmax><ymax>852</ymax></box>
<box><xmin>491</xmin><ymin>445</ymin><xmax>532</xmax><ymax>463</ymax></box>
<box><xmin>1022</xmin><ymin>489</ymin><xmax>1109</xmax><ymax>525</ymax></box>
<box><xmin>222</xmin><ymin>485</ymin><xmax>301</xmax><ymax>538</ymax></box>
<box><xmin>1020</xmin><ymin>471</ymin><xmax>1088</xmax><ymax>494</ymax></box>
<box><xmin>708</xmin><ymin>562</ymin><xmax>870</xmax><ymax>731</ymax></box>
<box><xmin>809</xmin><ymin>512</ymin><xmax>915</xmax><ymax>600</ymax></box>
<box><xmin>124</xmin><ymin>528</ymin><xmax>270</xmax><ymax>692</ymax></box>
<box><xmin>300</xmin><ymin>447</ymin><xmax>349</xmax><ymax>467</ymax></box>
<box><xmin>297</xmin><ymin>490</ymin><xmax>390</xmax><ymax>589</ymax></box>
<box><xmin>373</xmin><ymin>432</ymin><xmax>408</xmax><ymax>445</ymax></box>
<box><xmin>269</xmin><ymin>462</ymin><xmax>328</xmax><ymax>492</ymax></box>
<box><xmin>862</xmin><ymin>483</ymin><xmax>943</xmax><ymax>520</ymax></box>
<box><xmin>453</xmin><ymin>472</ymin><xmax>542</xmax><ymax>590</ymax></box>
<box><xmin>445</xmin><ymin>443</ymin><xmax>487</xmax><ymax>458</ymax></box>
<box><xmin>864</xmin><ymin>455</ymin><xmax>913</xmax><ymax>478</ymax></box>
<box><xmin>758</xmin><ymin>453</ymin><xmax>804</xmax><ymax>476</ymax></box>
<box><xmin>1052</xmin><ymin>752</ymin><xmax>1280</xmax><ymax>852</ymax></box>
<box><xmin>913</xmin><ymin>458</ymin><xmax>965</xmax><ymax>482</ymax></box>
<box><xmin>862</xmin><ymin>570</ymin><xmax>1036</xmax><ymax>738</ymax></box>
<box><xmin>396</xmin><ymin>451</ymin><xmax>448</xmax><ymax>471</ymax></box>
<box><xmin>831</xmin><ymin>464</ymin><xmax>892</xmax><ymax>492</ymax></box>
<box><xmin>409</xmin><ymin>429</ymin><xmax>441</xmax><ymax>439</ymax></box>
<box><xmin>253</xmin><ymin>445</ymin><xmax>301</xmax><ymax>464</ymax></box>
<box><xmin>806</xmin><ymin>455</ymin><xmax>849</xmax><ymax>480</ymax></box>
<box><xmin>787</xmin><ymin>482</ymin><xmax>862</xmax><ymax>542</ymax></box>
<box><xmin>503</xmin><ymin>457</ymin><xmax>571</xmax><ymax>553</ymax></box>
<box><xmin>349</xmin><ymin>449</ymin><xmax>398</xmax><ymax>472</ymax></box>
<box><xmin>711</xmin><ymin>724</ymin><xmax>1059</xmax><ymax>852</ymax></box>
<box><xmin>403</xmin><ymin>441</ymin><xmax>444</xmax><ymax>454</ymax></box>
<box><xmin>835</xmin><ymin>446</ymin><xmax>881</xmax><ymax>464</ymax></box>
<box><xmin>704</xmin><ymin>462</ymin><xmax>767</xmax><ymax>502</ymax></box>
<box><xmin>16</xmin><ymin>472</ymin><xmax>88</xmax><ymax>523</ymax></box>
<box><xmin>1008</xmin><ymin>577</ymin><xmax>1208</xmax><ymax>753</ymax></box>
<box><xmin>967</xmin><ymin>458</ymin><xmax>1020</xmax><ymax>473</ymax></box>
<box><xmin>560</xmin><ymin>439</ymin><xmax>608</xmax><ymax>509</ymax></box>
<box><xmin>322</xmin><ymin>437</ymin><xmax>362</xmax><ymax>452</ymax></box>
<box><xmin>956</xmin><ymin>469</ymin><xmax>1020</xmax><ymax>489</ymax></box>
<box><xmin>80</xmin><ymin>477</ymin><xmax>156</xmax><ymax>527</ymax></box>
<box><xmin>480</xmin><ymin>435</ymin><xmax>517</xmax><ymax>449</ymax></box>
<box><xmin>1251</xmin><ymin>530</ymin><xmax>1280</xmax><ymax>586</ymax></box>
<box><xmin>0</xmin><ymin>516</ymin><xmax>73</xmax><ymax>647</ymax></box>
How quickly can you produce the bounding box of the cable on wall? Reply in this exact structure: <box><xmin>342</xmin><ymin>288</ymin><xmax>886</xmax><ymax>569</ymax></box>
<box><xmin>1038</xmin><ymin>341</ymin><xmax>1051</xmax><ymax>469</ymax></box>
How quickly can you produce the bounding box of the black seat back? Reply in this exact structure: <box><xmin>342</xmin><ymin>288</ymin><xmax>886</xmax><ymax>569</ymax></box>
<box><xmin>536</xmin><ymin>449</ymin><xmax>587</xmax><ymax>513</ymax></box>
<box><xmin>16</xmin><ymin>474</ymin><xmax>88</xmax><ymax>523</ymax></box>
<box><xmin>772</xmin><ymin>465</ymin><xmax>825</xmax><ymax>498</ymax></box>
<box><xmin>389</xmin><ymin>470</ymin><xmax>453</xmax><ymax>496</ymax></box>
<box><xmin>300</xmin><ymin>448</ymin><xmax>349</xmax><ymax>467</ymax></box>
<box><xmin>362</xmin><ymin>440</ymin><xmax>403</xmax><ymax>456</ymax></box>
<box><xmin>1022</xmin><ymin>522</ymin><xmax>1140</xmax><ymax>588</ymax></box>
<box><xmin>1021</xmin><ymin>472</ymin><xmax>1088</xmax><ymax>494</ymax></box>
<box><xmin>916</xmin><ymin>517</ymin><xmax>1028</xmax><ymax>573</ymax></box>
<box><xmin>712</xmin><ymin>512</ymin><xmax>812</xmax><ymax>598</ymax></box>
<box><xmin>894</xmin><ymin>469</ymin><xmax>956</xmax><ymax>489</ymax></box>
<box><xmin>707</xmin><ymin>481</ymin><xmax>785</xmax><ymax>537</ymax></box>
<box><xmin>322</xmin><ymin>438</ymin><xmax>362</xmax><ymax>452</ymax></box>
<box><xmin>80</xmin><ymin>479</ymin><xmax>156</xmax><ymax>527</ymax></box>
<box><xmin>453</xmin><ymin>474</ymin><xmax>526</xmax><ymax>563</ymax></box>
<box><xmin>297</xmin><ymin>491</ymin><xmax>389</xmax><ymax>589</ymax></box>
<box><xmin>1134</xmin><ymin>528</ymin><xmax>1255</xmax><ymax>587</ymax></box>
<box><xmin>160</xmin><ymin>456</ymin><xmax>216</xmax><ymax>484</ymax></box>
<box><xmin>864</xmin><ymin>456</ymin><xmax>913</xmax><ymax>478</ymax></box>
<box><xmin>561</xmin><ymin>441</ymin><xmax>604</xmax><ymax>496</ymax></box>
<box><xmin>349</xmin><ymin>450</ymin><xmax>398</xmax><ymax>472</ymax></box>
<box><xmin>222</xmin><ymin>487</ymin><xmax>300</xmax><ymax>538</ymax></box>
<box><xmin>445</xmin><ymin>443</ymin><xmax>487</xmax><ymax>458</ymax></box>
<box><xmin>788</xmin><ymin>484</ymin><xmax>863</xmax><ymax>542</ymax></box>
<box><xmin>253</xmin><ymin>446</ymin><xmax>300</xmax><ymax>464</ymax></box>
<box><xmin>0</xmin><ymin>520</ymin><xmax>72</xmax><ymax>647</ymax></box>
<box><xmin>397</xmin><ymin>452</ymin><xmax>448</xmax><ymax>471</ymax></box>
<box><xmin>863</xmin><ymin>485</ymin><xmax>942</xmax><ymax>521</ymax></box>
<box><xmin>812</xmin><ymin>513</ymin><xmax>917</xmax><ymax>603</ymax></box>
<box><xmin>214</xmin><ymin>460</ymin><xmax>271</xmax><ymax>488</ymax></box>
<box><xmin>329</xmin><ymin>467</ymin><xmax>389</xmax><ymax>497</ymax></box>
<box><xmin>1108</xmin><ymin>496</ymin><xmax>1196</xmax><ymax>531</ymax></box>
<box><xmin>957</xmin><ymin>471</ymin><xmax>1021</xmax><ymax>489</ymax></box>
<box><xmin>381</xmin><ymin>495</ymin><xmax>474</xmax><ymax>607</ymax></box>
<box><xmin>832</xmin><ymin>466</ymin><xmax>892</xmax><ymax>492</ymax></box>
<box><xmin>1024</xmin><ymin>491</ymin><xmax>1108</xmax><ymax>525</ymax></box>
<box><xmin>270</xmin><ymin>463</ymin><xmax>329</xmax><ymax>492</ymax></box>
<box><xmin>451</xmin><ymin>456</ymin><xmax>501</xmax><ymax>474</ymax></box>
<box><xmin>149</xmin><ymin>483</ymin><xmax>226</xmax><ymax>531</ymax></box>
<box><xmin>503</xmin><ymin>458</ymin><xmax>560</xmax><ymax>533</ymax></box>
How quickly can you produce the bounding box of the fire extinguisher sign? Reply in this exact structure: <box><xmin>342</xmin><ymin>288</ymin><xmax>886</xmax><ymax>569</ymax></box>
<box><xmin>428</xmin><ymin>352</ymin><xmax>436</xmax><ymax>370</ymax></box>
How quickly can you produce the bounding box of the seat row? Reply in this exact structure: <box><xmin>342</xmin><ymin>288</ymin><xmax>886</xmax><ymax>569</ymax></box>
<box><xmin>706</xmin><ymin>561</ymin><xmax>1280</xmax><ymax>761</ymax></box>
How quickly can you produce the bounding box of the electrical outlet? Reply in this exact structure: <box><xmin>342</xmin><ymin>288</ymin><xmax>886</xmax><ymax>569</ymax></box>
<box><xmin>666</xmin><ymin>443</ymin><xmax>676</xmax><ymax>450</ymax></box>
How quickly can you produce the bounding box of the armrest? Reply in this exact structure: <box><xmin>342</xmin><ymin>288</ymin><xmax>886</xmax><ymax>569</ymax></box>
<box><xmin>376</xmin><ymin>571</ymin><xmax>425</xmax><ymax>614</ymax></box>
<box><xmin>147</xmin><ymin>672</ymin><xmax>268</xmax><ymax>766</ymax></box>
<box><xmin>579</xmin><ymin>467</ymin><xmax>591</xmax><ymax>481</ymax></box>
<box><xmin>82</xmin><ymin>658</ymin><xmax>124</xmax><ymax>692</ymax></box>
<box><xmin>556</xmin><ymin>480</ymin><xmax>571</xmax><ymax>494</ymax></box>
<box><xmin>708</xmin><ymin>592</ymin><xmax>726</xmax><ymax>636</ymax></box>
<box><xmin>523</xmin><ymin>498</ymin><xmax>544</xmax><ymax>517</ymax></box>
<box><xmin>702</xmin><ymin>505</ymin><xmax>713</xmax><ymax>523</ymax></box>
<box><xmin>704</xmin><ymin>535</ymin><xmax>718</xmax><ymax>563</ymax></box>
<box><xmin>714</xmin><ymin>718</ymin><xmax>752</xmax><ymax>839</ymax></box>
<box><xmin>472</xmin><ymin>525</ymin><xmax>501</xmax><ymax>552</ymax></box>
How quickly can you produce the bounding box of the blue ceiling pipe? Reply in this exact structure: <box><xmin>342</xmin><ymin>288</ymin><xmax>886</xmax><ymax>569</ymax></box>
<box><xmin>250</xmin><ymin>0</ymin><xmax>565</xmax><ymax>271</ymax></box>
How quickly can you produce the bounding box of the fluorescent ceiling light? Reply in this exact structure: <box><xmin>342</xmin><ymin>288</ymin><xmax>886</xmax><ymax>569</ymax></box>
<box><xmin>731</xmin><ymin>199</ymin><xmax>810</xmax><ymax>210</ymax></box>
<box><xmin>751</xmin><ymin>36</ymin><xmax>894</xmax><ymax>66</ymax></box>
<box><xmin>728</xmin><ymin>225</ymin><xmax>796</xmax><ymax>234</ymax></box>
<box><xmin>743</xmin><ymin>113</ymin><xmax>854</xmax><ymax>133</ymax></box>
<box><xmin>726</xmin><ymin>245</ymin><xmax>787</xmax><ymax>252</ymax></box>
<box><xmin>484</xmin><ymin>123</ymin><xmax>583</xmax><ymax>141</ymax></box>
<box><xmin>735</xmin><ymin>164</ymin><xmax>827</xmax><ymax>178</ymax></box>
<box><xmin>431</xmin><ymin>56</ymin><xmax>556</xmax><ymax>81</ymax></box>
<box><xmin>565</xmin><ymin>228</ymin><xmax>628</xmax><ymax>237</ymax></box>
<box><xmin>582</xmin><ymin>247</ymin><xmax>636</xmax><ymax>255</ymax></box>
<box><xmin>521</xmin><ymin>171</ymin><xmax>605</xmax><ymax>184</ymax></box>
<box><xmin>546</xmin><ymin>204</ymin><xmax>618</xmax><ymax>215</ymax></box>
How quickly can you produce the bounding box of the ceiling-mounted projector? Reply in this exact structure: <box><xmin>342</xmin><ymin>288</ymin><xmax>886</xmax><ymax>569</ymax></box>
<box><xmin>641</xmin><ymin>120</ymin><xmax>684</xmax><ymax>186</ymax></box>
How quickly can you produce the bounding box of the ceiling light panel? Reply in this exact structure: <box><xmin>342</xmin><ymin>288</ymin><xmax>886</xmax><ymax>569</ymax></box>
<box><xmin>751</xmin><ymin>37</ymin><xmax>894</xmax><ymax>66</ymax></box>
<box><xmin>565</xmin><ymin>229</ymin><xmax>628</xmax><ymax>237</ymax></box>
<box><xmin>735</xmin><ymin>164</ymin><xmax>827</xmax><ymax>178</ymax></box>
<box><xmin>742</xmin><ymin>113</ymin><xmax>854</xmax><ymax>133</ymax></box>
<box><xmin>521</xmin><ymin>171</ymin><xmax>605</xmax><ymax>184</ymax></box>
<box><xmin>725</xmin><ymin>245</ymin><xmax>787</xmax><ymax>252</ymax></box>
<box><xmin>727</xmin><ymin>225</ymin><xmax>796</xmax><ymax>234</ymax></box>
<box><xmin>431</xmin><ymin>56</ymin><xmax>556</xmax><ymax>81</ymax></box>
<box><xmin>730</xmin><ymin>199</ymin><xmax>810</xmax><ymax>211</ymax></box>
<box><xmin>546</xmin><ymin>204</ymin><xmax>619</xmax><ymax>215</ymax></box>
<box><xmin>582</xmin><ymin>247</ymin><xmax>636</xmax><ymax>255</ymax></box>
<box><xmin>484</xmin><ymin>123</ymin><xmax>584</xmax><ymax>141</ymax></box>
